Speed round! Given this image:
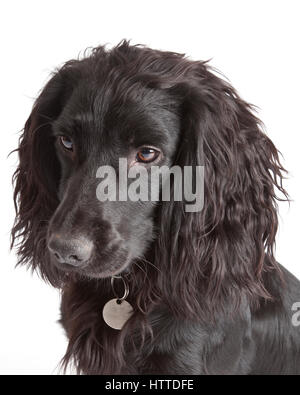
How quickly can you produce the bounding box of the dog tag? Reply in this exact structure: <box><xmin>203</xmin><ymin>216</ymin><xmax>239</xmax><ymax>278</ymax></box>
<box><xmin>102</xmin><ymin>298</ymin><xmax>133</xmax><ymax>330</ymax></box>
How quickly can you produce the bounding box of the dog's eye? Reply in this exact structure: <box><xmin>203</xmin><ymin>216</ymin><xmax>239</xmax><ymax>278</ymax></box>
<box><xmin>136</xmin><ymin>148</ymin><xmax>160</xmax><ymax>163</ymax></box>
<box><xmin>59</xmin><ymin>136</ymin><xmax>73</xmax><ymax>151</ymax></box>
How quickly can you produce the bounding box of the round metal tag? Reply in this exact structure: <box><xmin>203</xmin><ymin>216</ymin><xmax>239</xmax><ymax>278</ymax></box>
<box><xmin>102</xmin><ymin>298</ymin><xmax>133</xmax><ymax>330</ymax></box>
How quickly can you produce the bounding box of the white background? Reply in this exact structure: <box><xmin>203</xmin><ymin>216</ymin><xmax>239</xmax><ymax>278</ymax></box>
<box><xmin>0</xmin><ymin>0</ymin><xmax>299</xmax><ymax>374</ymax></box>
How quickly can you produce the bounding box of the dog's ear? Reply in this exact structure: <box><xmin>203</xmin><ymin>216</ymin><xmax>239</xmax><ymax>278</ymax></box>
<box><xmin>154</xmin><ymin>65</ymin><xmax>288</xmax><ymax>318</ymax></box>
<box><xmin>11</xmin><ymin>67</ymin><xmax>76</xmax><ymax>285</ymax></box>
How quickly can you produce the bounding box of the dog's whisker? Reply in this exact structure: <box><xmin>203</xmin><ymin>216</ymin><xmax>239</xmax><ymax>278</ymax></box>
<box><xmin>132</xmin><ymin>260</ymin><xmax>149</xmax><ymax>279</ymax></box>
<box><xmin>139</xmin><ymin>257</ymin><xmax>162</xmax><ymax>274</ymax></box>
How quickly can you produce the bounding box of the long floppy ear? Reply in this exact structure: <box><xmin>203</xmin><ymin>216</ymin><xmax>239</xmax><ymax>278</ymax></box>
<box><xmin>154</xmin><ymin>64</ymin><xmax>288</xmax><ymax>319</ymax></box>
<box><xmin>11</xmin><ymin>66</ymin><xmax>76</xmax><ymax>286</ymax></box>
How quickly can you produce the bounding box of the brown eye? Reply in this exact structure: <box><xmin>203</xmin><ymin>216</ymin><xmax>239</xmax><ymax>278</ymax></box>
<box><xmin>136</xmin><ymin>147</ymin><xmax>160</xmax><ymax>163</ymax></box>
<box><xmin>59</xmin><ymin>135</ymin><xmax>73</xmax><ymax>151</ymax></box>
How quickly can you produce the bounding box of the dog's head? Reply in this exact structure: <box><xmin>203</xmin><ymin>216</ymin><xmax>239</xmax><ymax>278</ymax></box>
<box><xmin>40</xmin><ymin>61</ymin><xmax>181</xmax><ymax>279</ymax></box>
<box><xmin>12</xmin><ymin>41</ymin><xmax>287</xmax><ymax>315</ymax></box>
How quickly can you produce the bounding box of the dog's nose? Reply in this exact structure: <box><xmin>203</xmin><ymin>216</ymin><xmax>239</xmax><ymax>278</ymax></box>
<box><xmin>48</xmin><ymin>233</ymin><xmax>93</xmax><ymax>267</ymax></box>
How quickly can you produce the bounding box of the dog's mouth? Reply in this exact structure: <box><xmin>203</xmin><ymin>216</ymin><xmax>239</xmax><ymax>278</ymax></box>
<box><xmin>49</xmin><ymin>247</ymin><xmax>132</xmax><ymax>280</ymax></box>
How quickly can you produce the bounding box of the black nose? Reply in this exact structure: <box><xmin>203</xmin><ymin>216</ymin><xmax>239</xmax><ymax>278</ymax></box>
<box><xmin>48</xmin><ymin>233</ymin><xmax>93</xmax><ymax>267</ymax></box>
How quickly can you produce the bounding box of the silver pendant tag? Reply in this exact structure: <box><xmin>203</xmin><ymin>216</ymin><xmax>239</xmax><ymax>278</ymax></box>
<box><xmin>102</xmin><ymin>298</ymin><xmax>133</xmax><ymax>330</ymax></box>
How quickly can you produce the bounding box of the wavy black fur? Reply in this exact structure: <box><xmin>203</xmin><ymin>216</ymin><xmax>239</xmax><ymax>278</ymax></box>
<box><xmin>12</xmin><ymin>40</ymin><xmax>300</xmax><ymax>374</ymax></box>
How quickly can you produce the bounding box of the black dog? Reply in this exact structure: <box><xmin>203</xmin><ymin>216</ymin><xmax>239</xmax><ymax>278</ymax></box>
<box><xmin>12</xmin><ymin>40</ymin><xmax>300</xmax><ymax>374</ymax></box>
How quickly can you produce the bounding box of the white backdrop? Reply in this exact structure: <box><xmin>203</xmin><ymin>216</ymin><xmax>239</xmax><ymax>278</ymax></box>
<box><xmin>0</xmin><ymin>0</ymin><xmax>299</xmax><ymax>374</ymax></box>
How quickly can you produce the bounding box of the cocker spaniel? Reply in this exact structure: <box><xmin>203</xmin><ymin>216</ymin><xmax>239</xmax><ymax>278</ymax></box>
<box><xmin>12</xmin><ymin>40</ymin><xmax>300</xmax><ymax>374</ymax></box>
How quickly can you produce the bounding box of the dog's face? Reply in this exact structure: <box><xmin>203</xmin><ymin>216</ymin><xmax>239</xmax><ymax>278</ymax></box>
<box><xmin>47</xmin><ymin>81</ymin><xmax>180</xmax><ymax>278</ymax></box>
